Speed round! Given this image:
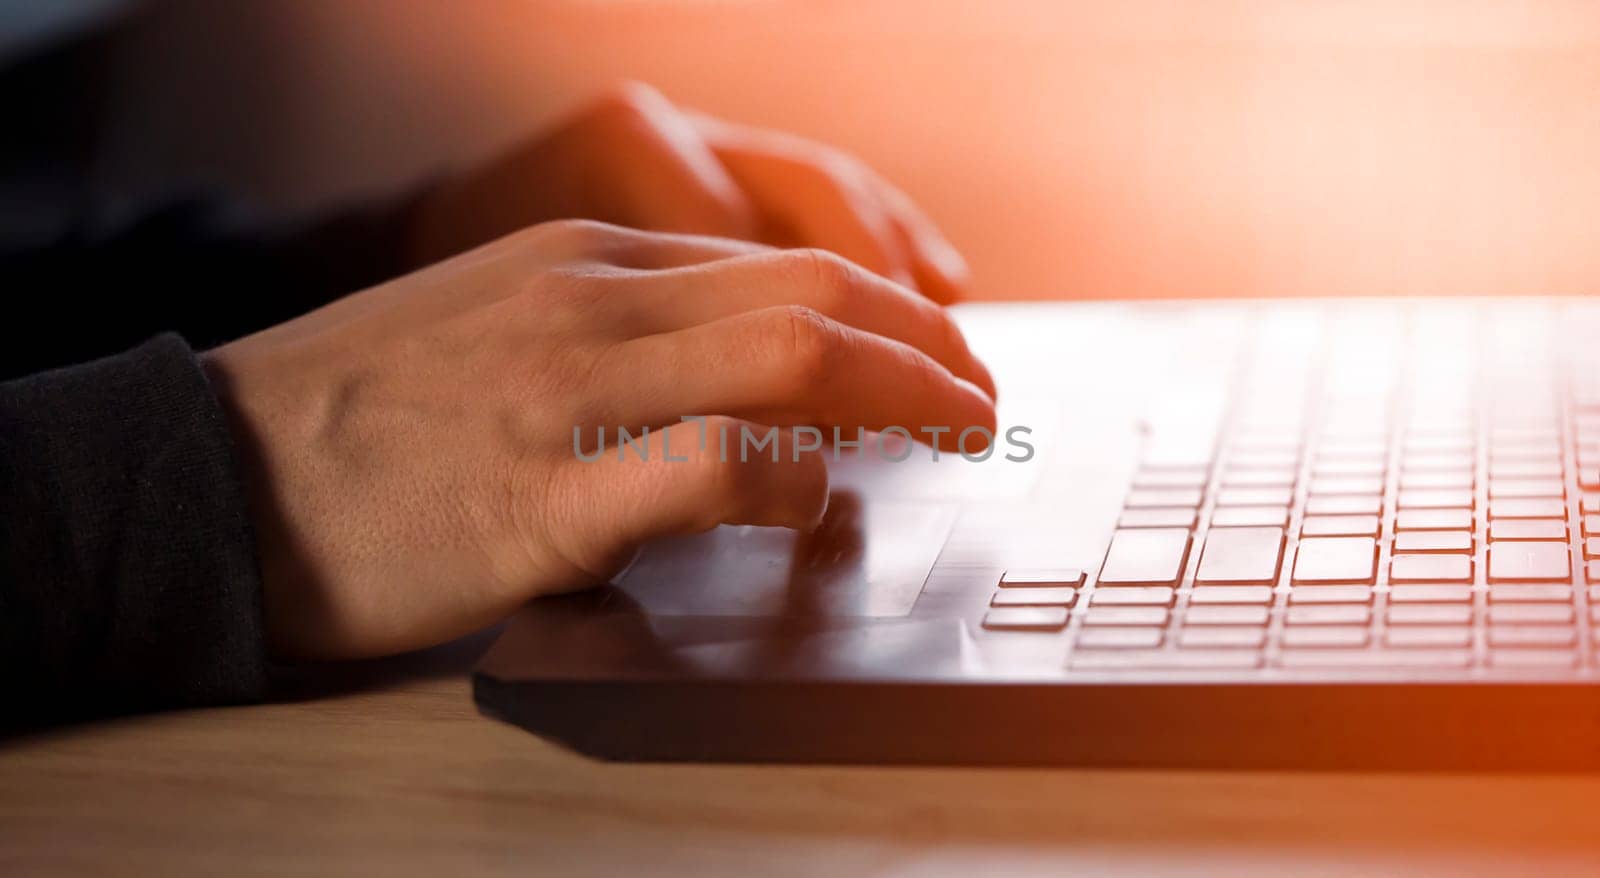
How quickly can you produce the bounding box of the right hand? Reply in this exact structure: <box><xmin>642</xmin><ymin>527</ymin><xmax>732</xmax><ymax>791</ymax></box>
<box><xmin>203</xmin><ymin>220</ymin><xmax>996</xmax><ymax>662</ymax></box>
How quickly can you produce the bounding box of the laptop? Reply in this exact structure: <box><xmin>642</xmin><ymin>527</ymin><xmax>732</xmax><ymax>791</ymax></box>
<box><xmin>473</xmin><ymin>297</ymin><xmax>1600</xmax><ymax>768</ymax></box>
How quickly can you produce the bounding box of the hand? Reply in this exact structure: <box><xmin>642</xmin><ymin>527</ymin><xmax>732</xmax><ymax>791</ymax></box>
<box><xmin>204</xmin><ymin>221</ymin><xmax>996</xmax><ymax>661</ymax></box>
<box><xmin>410</xmin><ymin>82</ymin><xmax>969</xmax><ymax>302</ymax></box>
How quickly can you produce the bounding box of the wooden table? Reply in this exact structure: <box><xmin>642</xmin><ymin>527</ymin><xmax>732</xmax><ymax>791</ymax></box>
<box><xmin>6</xmin><ymin>636</ymin><xmax>1600</xmax><ymax>876</ymax></box>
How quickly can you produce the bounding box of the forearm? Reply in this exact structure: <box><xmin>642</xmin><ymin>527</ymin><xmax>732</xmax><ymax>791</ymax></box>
<box><xmin>0</xmin><ymin>335</ymin><xmax>269</xmax><ymax>720</ymax></box>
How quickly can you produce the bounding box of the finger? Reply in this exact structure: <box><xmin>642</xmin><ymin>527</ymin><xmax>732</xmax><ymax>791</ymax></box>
<box><xmin>600</xmin><ymin>305</ymin><xmax>997</xmax><ymax>453</ymax></box>
<box><xmin>871</xmin><ymin>177</ymin><xmax>972</xmax><ymax>305</ymax></box>
<box><xmin>573</xmin><ymin>83</ymin><xmax>759</xmax><ymax>239</ymax></box>
<box><xmin>531</xmin><ymin>218</ymin><xmax>772</xmax><ymax>271</ymax></box>
<box><xmin>558</xmin><ymin>417</ymin><xmax>830</xmax><ymax>573</ymax></box>
<box><xmin>692</xmin><ymin>117</ymin><xmax>918</xmax><ymax>290</ymax></box>
<box><xmin>615</xmin><ymin>247</ymin><xmax>995</xmax><ymax>398</ymax></box>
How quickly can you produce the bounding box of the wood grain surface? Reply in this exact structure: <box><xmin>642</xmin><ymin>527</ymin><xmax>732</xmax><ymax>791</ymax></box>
<box><xmin>5</xmin><ymin>635</ymin><xmax>1600</xmax><ymax>876</ymax></box>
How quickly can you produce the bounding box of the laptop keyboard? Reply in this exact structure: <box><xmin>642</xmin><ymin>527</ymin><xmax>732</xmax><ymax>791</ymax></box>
<box><xmin>983</xmin><ymin>300</ymin><xmax>1600</xmax><ymax>674</ymax></box>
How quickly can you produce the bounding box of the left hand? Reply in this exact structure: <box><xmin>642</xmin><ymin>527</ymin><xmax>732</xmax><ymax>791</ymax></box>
<box><xmin>410</xmin><ymin>82</ymin><xmax>970</xmax><ymax>302</ymax></box>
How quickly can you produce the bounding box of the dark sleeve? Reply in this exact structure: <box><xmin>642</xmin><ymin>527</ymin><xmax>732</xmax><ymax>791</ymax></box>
<box><xmin>0</xmin><ymin>333</ymin><xmax>268</xmax><ymax>720</ymax></box>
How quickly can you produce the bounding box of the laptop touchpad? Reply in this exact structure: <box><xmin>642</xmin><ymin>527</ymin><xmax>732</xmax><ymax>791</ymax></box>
<box><xmin>614</xmin><ymin>493</ymin><xmax>956</xmax><ymax>618</ymax></box>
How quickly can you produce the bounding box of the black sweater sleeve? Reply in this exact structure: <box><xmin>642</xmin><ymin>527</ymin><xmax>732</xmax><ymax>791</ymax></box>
<box><xmin>0</xmin><ymin>334</ymin><xmax>268</xmax><ymax>719</ymax></box>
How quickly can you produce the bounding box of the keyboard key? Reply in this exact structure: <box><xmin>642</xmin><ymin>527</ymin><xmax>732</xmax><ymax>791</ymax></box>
<box><xmin>1001</xmin><ymin>568</ymin><xmax>1087</xmax><ymax>588</ymax></box>
<box><xmin>1398</xmin><ymin>489</ymin><xmax>1474</xmax><ymax>509</ymax></box>
<box><xmin>1185</xmin><ymin>605</ymin><xmax>1271</xmax><ymax>625</ymax></box>
<box><xmin>1221</xmin><ymin>469</ymin><xmax>1296</xmax><ymax>488</ymax></box>
<box><xmin>1488</xmin><ymin>626</ymin><xmax>1577</xmax><ymax>647</ymax></box>
<box><xmin>1388</xmin><ymin>585</ymin><xmax>1473</xmax><ymax>603</ymax></box>
<box><xmin>1210</xmin><ymin>506</ymin><xmax>1289</xmax><ymax>527</ymax></box>
<box><xmin>1195</xmin><ymin>526</ymin><xmax>1285</xmax><ymax>585</ymax></box>
<box><xmin>1133</xmin><ymin>469</ymin><xmax>1209</xmax><ymax>489</ymax></box>
<box><xmin>1228</xmin><ymin>451</ymin><xmax>1300</xmax><ymax>469</ymax></box>
<box><xmin>1490</xmin><ymin>460</ymin><xmax>1562</xmax><ymax>479</ymax></box>
<box><xmin>982</xmin><ymin>607</ymin><xmax>1070</xmax><ymax>631</ymax></box>
<box><xmin>1075</xmin><ymin>627</ymin><xmax>1164</xmax><ymax>649</ymax></box>
<box><xmin>1587</xmin><ymin>538</ymin><xmax>1600</xmax><ymax>560</ymax></box>
<box><xmin>1292</xmin><ymin>537</ymin><xmax>1378</xmax><ymax>584</ymax></box>
<box><xmin>1487</xmin><ymin>649</ymin><xmax>1577</xmax><ymax>668</ymax></box>
<box><xmin>1393</xmin><ymin>531</ymin><xmax>1473</xmax><ymax>553</ymax></box>
<box><xmin>1489</xmin><ymin>520</ymin><xmax>1568</xmax><ymax>541</ymax></box>
<box><xmin>1188</xmin><ymin>586</ymin><xmax>1274</xmax><ymax>607</ymax></box>
<box><xmin>1286</xmin><ymin>604</ymin><xmax>1371</xmax><ymax>625</ymax></box>
<box><xmin>1119</xmin><ymin>508</ymin><xmax>1198</xmax><ymax>528</ymax></box>
<box><xmin>1215</xmin><ymin>487</ymin><xmax>1294</xmax><ymax>507</ymax></box>
<box><xmin>1585</xmin><ymin>494</ymin><xmax>1600</xmax><ymax>514</ymax></box>
<box><xmin>1490</xmin><ymin>499</ymin><xmax>1567</xmax><ymax>519</ymax></box>
<box><xmin>1491</xmin><ymin>426</ymin><xmax>1559</xmax><ymax>444</ymax></box>
<box><xmin>1098</xmin><ymin>529</ymin><xmax>1191</xmax><ymax>586</ymax></box>
<box><xmin>1278</xmin><ymin>649</ymin><xmax>1471</xmax><ymax>668</ymax></box>
<box><xmin>1404</xmin><ymin>436</ymin><xmax>1473</xmax><ymax>453</ymax></box>
<box><xmin>1305</xmin><ymin>495</ymin><xmax>1382</xmax><ymax>516</ymax></box>
<box><xmin>1489</xmin><ymin>479</ymin><xmax>1565</xmax><ymax>499</ymax></box>
<box><xmin>1580</xmin><ymin>468</ymin><xmax>1600</xmax><ymax>489</ymax></box>
<box><xmin>1400</xmin><ymin>471</ymin><xmax>1473</xmax><ymax>490</ymax></box>
<box><xmin>1403</xmin><ymin>453</ymin><xmax>1475</xmax><ymax>471</ymax></box>
<box><xmin>1125</xmin><ymin>488</ymin><xmax>1204</xmax><ymax>508</ymax></box>
<box><xmin>1388</xmin><ymin>603</ymin><xmax>1473</xmax><ymax>624</ymax></box>
<box><xmin>1301</xmin><ymin>515</ymin><xmax>1380</xmax><ymax>537</ymax></box>
<box><xmin>1288</xmin><ymin>585</ymin><xmax>1373</xmax><ymax>604</ymax></box>
<box><xmin>1591</xmin><ymin>561</ymin><xmax>1600</xmax><ymax>582</ymax></box>
<box><xmin>1386</xmin><ymin>626</ymin><xmax>1472</xmax><ymax>648</ymax></box>
<box><xmin>1397</xmin><ymin>509</ymin><xmax>1474</xmax><ymax>531</ymax></box>
<box><xmin>1282</xmin><ymin>626</ymin><xmax>1371</xmax><ymax>648</ymax></box>
<box><xmin>1310</xmin><ymin>477</ymin><xmax>1384</xmax><ymax>496</ymax></box>
<box><xmin>1488</xmin><ymin>543</ymin><xmax>1572</xmax><ymax>582</ymax></box>
<box><xmin>1089</xmin><ymin>587</ymin><xmax>1176</xmax><ymax>606</ymax></box>
<box><xmin>1390</xmin><ymin>555</ymin><xmax>1473</xmax><ymax>583</ymax></box>
<box><xmin>1488</xmin><ymin>603</ymin><xmax>1574</xmax><ymax>624</ymax></box>
<box><xmin>1179</xmin><ymin>627</ymin><xmax>1267</xmax><ymax>648</ymax></box>
<box><xmin>1584</xmin><ymin>515</ymin><xmax>1600</xmax><ymax>537</ymax></box>
<box><xmin>1315</xmin><ymin>460</ymin><xmax>1385</xmax><ymax>477</ymax></box>
<box><xmin>1320</xmin><ymin>441</ymin><xmax>1386</xmax><ymax>458</ymax></box>
<box><xmin>1490</xmin><ymin>584</ymin><xmax>1574</xmax><ymax>602</ymax></box>
<box><xmin>1083</xmin><ymin>606</ymin><xmax>1171</xmax><ymax>625</ymax></box>
<box><xmin>1069</xmin><ymin>649</ymin><xmax>1262</xmax><ymax>669</ymax></box>
<box><xmin>1490</xmin><ymin>445</ymin><xmax>1561</xmax><ymax>463</ymax></box>
<box><xmin>991</xmin><ymin>588</ymin><xmax>1077</xmax><ymax>607</ymax></box>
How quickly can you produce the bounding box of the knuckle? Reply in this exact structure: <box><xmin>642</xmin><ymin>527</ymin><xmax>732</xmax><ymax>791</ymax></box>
<box><xmin>584</xmin><ymin>81</ymin><xmax>667</xmax><ymax>128</ymax></box>
<box><xmin>793</xmin><ymin>247</ymin><xmax>855</xmax><ymax>290</ymax></box>
<box><xmin>529</xmin><ymin>218</ymin><xmax>621</xmax><ymax>257</ymax></box>
<box><xmin>784</xmin><ymin>247</ymin><xmax>860</xmax><ymax>314</ymax></box>
<box><xmin>766</xmin><ymin>304</ymin><xmax>837</xmax><ymax>388</ymax></box>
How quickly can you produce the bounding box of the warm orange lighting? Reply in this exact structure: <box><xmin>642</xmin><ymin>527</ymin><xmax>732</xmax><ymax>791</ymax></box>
<box><xmin>244</xmin><ymin>1</ymin><xmax>1600</xmax><ymax>300</ymax></box>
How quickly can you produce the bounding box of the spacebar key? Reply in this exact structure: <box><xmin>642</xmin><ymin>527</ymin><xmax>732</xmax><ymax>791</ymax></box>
<box><xmin>1098</xmin><ymin>528</ymin><xmax>1193</xmax><ymax>586</ymax></box>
